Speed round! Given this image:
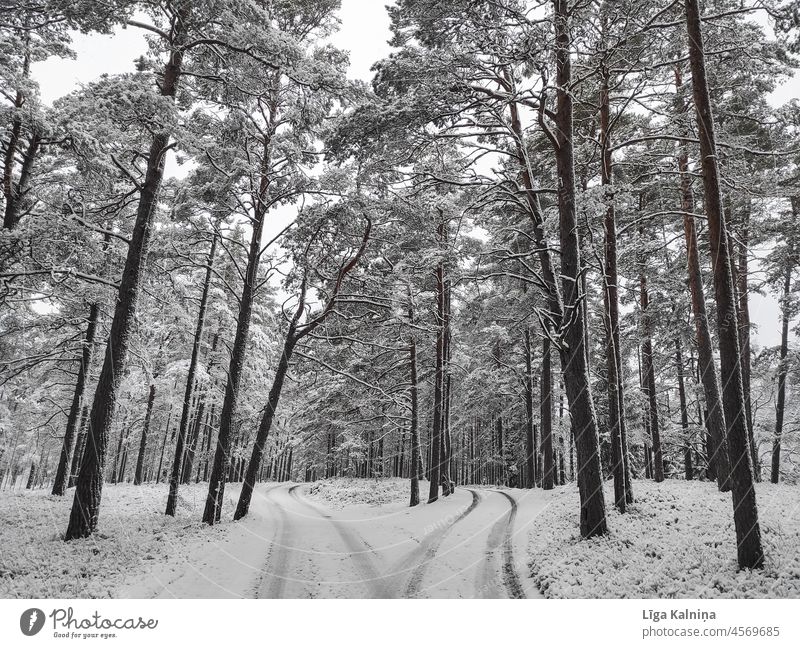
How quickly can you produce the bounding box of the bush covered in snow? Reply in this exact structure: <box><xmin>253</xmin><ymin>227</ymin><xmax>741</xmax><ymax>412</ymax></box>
<box><xmin>304</xmin><ymin>477</ymin><xmax>417</xmax><ymax>509</ymax></box>
<box><xmin>528</xmin><ymin>479</ymin><xmax>800</xmax><ymax>598</ymax></box>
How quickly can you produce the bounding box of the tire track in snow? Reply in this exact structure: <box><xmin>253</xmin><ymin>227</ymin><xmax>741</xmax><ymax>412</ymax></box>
<box><xmin>255</xmin><ymin>486</ymin><xmax>291</xmax><ymax>599</ymax></box>
<box><xmin>287</xmin><ymin>484</ymin><xmax>392</xmax><ymax>598</ymax></box>
<box><xmin>476</xmin><ymin>490</ymin><xmax>525</xmax><ymax>599</ymax></box>
<box><xmin>403</xmin><ymin>488</ymin><xmax>481</xmax><ymax>598</ymax></box>
<box><xmin>494</xmin><ymin>490</ymin><xmax>525</xmax><ymax>599</ymax></box>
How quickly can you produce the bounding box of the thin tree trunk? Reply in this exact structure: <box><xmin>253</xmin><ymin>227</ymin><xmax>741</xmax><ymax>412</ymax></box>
<box><xmin>110</xmin><ymin>414</ymin><xmax>128</xmax><ymax>485</ymax></box>
<box><xmin>639</xmin><ymin>242</ymin><xmax>664</xmax><ymax>482</ymax></box>
<box><xmin>167</xmin><ymin>233</ymin><xmax>217</xmax><ymax>514</ymax></box>
<box><xmin>134</xmin><ymin>383</ymin><xmax>156</xmax><ymax>485</ymax></box>
<box><xmin>428</xmin><ymin>225</ymin><xmax>445</xmax><ymax>504</ymax></box>
<box><xmin>524</xmin><ymin>328</ymin><xmax>536</xmax><ymax>489</ymax></box>
<box><xmin>675</xmin><ymin>337</ymin><xmax>693</xmax><ymax>480</ymax></box>
<box><xmin>409</xmin><ymin>304</ymin><xmax>421</xmax><ymax>506</ymax></box>
<box><xmin>155</xmin><ymin>402</ymin><xmax>174</xmax><ymax>484</ymax></box>
<box><xmin>685</xmin><ymin>0</ymin><xmax>764</xmax><ymax>569</ymax></box>
<box><xmin>440</xmin><ymin>278</ymin><xmax>453</xmax><ymax>495</ymax></box>
<box><xmin>52</xmin><ymin>303</ymin><xmax>98</xmax><ymax>495</ymax></box>
<box><xmin>234</xmin><ymin>336</ymin><xmax>295</xmax><ymax>520</ymax></box>
<box><xmin>734</xmin><ymin>205</ymin><xmax>759</xmax><ymax>479</ymax></box>
<box><xmin>541</xmin><ymin>336</ymin><xmax>554</xmax><ymax>490</ymax></box>
<box><xmin>771</xmin><ymin>229</ymin><xmax>795</xmax><ymax>483</ymax></box>
<box><xmin>203</xmin><ymin>138</ymin><xmax>274</xmax><ymax>525</ymax></box>
<box><xmin>600</xmin><ymin>63</ymin><xmax>629</xmax><ymax>511</ymax></box>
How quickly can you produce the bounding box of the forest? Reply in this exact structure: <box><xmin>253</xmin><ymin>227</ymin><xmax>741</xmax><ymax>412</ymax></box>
<box><xmin>2</xmin><ymin>0</ymin><xmax>800</xmax><ymax>599</ymax></box>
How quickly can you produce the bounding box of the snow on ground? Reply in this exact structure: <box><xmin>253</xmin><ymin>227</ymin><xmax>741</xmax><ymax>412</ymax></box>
<box><xmin>304</xmin><ymin>477</ymin><xmax>413</xmax><ymax>508</ymax></box>
<box><xmin>528</xmin><ymin>479</ymin><xmax>800</xmax><ymax>598</ymax></box>
<box><xmin>7</xmin><ymin>477</ymin><xmax>797</xmax><ymax>599</ymax></box>
<box><xmin>0</xmin><ymin>483</ymin><xmax>237</xmax><ymax>598</ymax></box>
<box><xmin>0</xmin><ymin>478</ymin><xmax>548</xmax><ymax>599</ymax></box>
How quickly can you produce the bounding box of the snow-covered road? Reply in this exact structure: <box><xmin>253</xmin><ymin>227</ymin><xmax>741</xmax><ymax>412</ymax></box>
<box><xmin>122</xmin><ymin>483</ymin><xmax>551</xmax><ymax>599</ymax></box>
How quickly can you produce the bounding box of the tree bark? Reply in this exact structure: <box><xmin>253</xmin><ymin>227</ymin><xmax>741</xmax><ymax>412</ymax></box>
<box><xmin>551</xmin><ymin>0</ymin><xmax>607</xmax><ymax>537</ymax></box>
<box><xmin>68</xmin><ymin>405</ymin><xmax>90</xmax><ymax>489</ymax></box>
<box><xmin>524</xmin><ymin>328</ymin><xmax>536</xmax><ymax>489</ymax></box>
<box><xmin>134</xmin><ymin>383</ymin><xmax>156</xmax><ymax>485</ymax></box>
<box><xmin>409</xmin><ymin>303</ymin><xmax>421</xmax><ymax>506</ymax></box>
<box><xmin>3</xmin><ymin>130</ymin><xmax>40</xmax><ymax>231</ymax></box>
<box><xmin>440</xmin><ymin>278</ymin><xmax>453</xmax><ymax>495</ymax></box>
<box><xmin>2</xmin><ymin>36</ymin><xmax>33</xmax><ymax>231</ymax></box>
<box><xmin>167</xmin><ymin>233</ymin><xmax>217</xmax><ymax>514</ymax></box>
<box><xmin>234</xmin><ymin>335</ymin><xmax>295</xmax><ymax>520</ymax></box>
<box><xmin>639</xmin><ymin>248</ymin><xmax>664</xmax><ymax>482</ymax></box>
<box><xmin>65</xmin><ymin>6</ymin><xmax>190</xmax><ymax>540</ymax></box>
<box><xmin>233</xmin><ymin>218</ymin><xmax>370</xmax><ymax>520</ymax></box>
<box><xmin>428</xmin><ymin>224</ymin><xmax>446</xmax><ymax>504</ymax></box>
<box><xmin>600</xmin><ymin>63</ymin><xmax>629</xmax><ymax>510</ymax></box>
<box><xmin>675</xmin><ymin>337</ymin><xmax>693</xmax><ymax>480</ymax></box>
<box><xmin>541</xmin><ymin>336</ymin><xmax>554</xmax><ymax>490</ymax></box>
<box><xmin>502</xmin><ymin>20</ymin><xmax>606</xmax><ymax>534</ymax></box>
<box><xmin>685</xmin><ymin>0</ymin><xmax>764</xmax><ymax>569</ymax></box>
<box><xmin>675</xmin><ymin>84</ymin><xmax>732</xmax><ymax>490</ymax></box>
<box><xmin>734</xmin><ymin>205</ymin><xmax>759</xmax><ymax>479</ymax></box>
<box><xmin>771</xmin><ymin>228</ymin><xmax>795</xmax><ymax>484</ymax></box>
<box><xmin>52</xmin><ymin>303</ymin><xmax>98</xmax><ymax>495</ymax></box>
<box><xmin>203</xmin><ymin>140</ymin><xmax>272</xmax><ymax>524</ymax></box>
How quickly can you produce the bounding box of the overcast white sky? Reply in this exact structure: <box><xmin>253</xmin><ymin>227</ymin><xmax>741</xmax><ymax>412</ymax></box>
<box><xmin>29</xmin><ymin>1</ymin><xmax>796</xmax><ymax>348</ymax></box>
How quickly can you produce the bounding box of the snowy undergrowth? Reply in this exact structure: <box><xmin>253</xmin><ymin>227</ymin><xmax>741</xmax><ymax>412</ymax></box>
<box><xmin>305</xmin><ymin>477</ymin><xmax>420</xmax><ymax>509</ymax></box>
<box><xmin>528</xmin><ymin>479</ymin><xmax>800</xmax><ymax>598</ymax></box>
<box><xmin>0</xmin><ymin>483</ymin><xmax>236</xmax><ymax>598</ymax></box>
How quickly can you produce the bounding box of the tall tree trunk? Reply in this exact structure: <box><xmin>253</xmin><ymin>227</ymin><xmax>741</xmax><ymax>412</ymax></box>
<box><xmin>771</xmin><ymin>229</ymin><xmax>795</xmax><ymax>484</ymax></box>
<box><xmin>541</xmin><ymin>336</ymin><xmax>554</xmax><ymax>490</ymax></box>
<box><xmin>428</xmin><ymin>224</ymin><xmax>446</xmax><ymax>504</ymax></box>
<box><xmin>675</xmin><ymin>337</ymin><xmax>693</xmax><ymax>480</ymax></box>
<box><xmin>675</xmin><ymin>69</ymin><xmax>732</xmax><ymax>491</ymax></box>
<box><xmin>600</xmin><ymin>64</ymin><xmax>629</xmax><ymax>511</ymax></box>
<box><xmin>495</xmin><ymin>415</ymin><xmax>505</xmax><ymax>486</ymax></box>
<box><xmin>204</xmin><ymin>134</ymin><xmax>274</xmax><ymax>524</ymax></box>
<box><xmin>551</xmin><ymin>0</ymin><xmax>607</xmax><ymax>536</ymax></box>
<box><xmin>167</xmin><ymin>233</ymin><xmax>217</xmax><ymax>514</ymax></box>
<box><xmin>231</xmin><ymin>216</ymin><xmax>371</xmax><ymax>519</ymax></box>
<box><xmin>134</xmin><ymin>383</ymin><xmax>156</xmax><ymax>485</ymax></box>
<box><xmin>734</xmin><ymin>205</ymin><xmax>759</xmax><ymax>479</ymax></box>
<box><xmin>440</xmin><ymin>278</ymin><xmax>453</xmax><ymax>495</ymax></box>
<box><xmin>524</xmin><ymin>328</ymin><xmax>536</xmax><ymax>489</ymax></box>
<box><xmin>65</xmin><ymin>7</ymin><xmax>190</xmax><ymax>540</ymax></box>
<box><xmin>409</xmin><ymin>305</ymin><xmax>421</xmax><ymax>506</ymax></box>
<box><xmin>685</xmin><ymin>0</ymin><xmax>764</xmax><ymax>569</ymax></box>
<box><xmin>639</xmin><ymin>242</ymin><xmax>664</xmax><ymax>483</ymax></box>
<box><xmin>52</xmin><ymin>303</ymin><xmax>98</xmax><ymax>496</ymax></box>
<box><xmin>504</xmin><ymin>25</ymin><xmax>606</xmax><ymax>534</ymax></box>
